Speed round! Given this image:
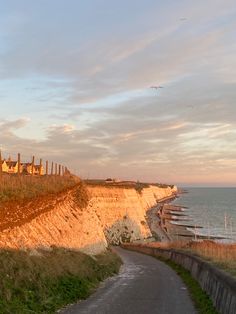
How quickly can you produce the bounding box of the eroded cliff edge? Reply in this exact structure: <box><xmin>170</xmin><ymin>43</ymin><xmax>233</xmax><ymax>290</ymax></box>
<box><xmin>0</xmin><ymin>183</ymin><xmax>177</xmax><ymax>255</ymax></box>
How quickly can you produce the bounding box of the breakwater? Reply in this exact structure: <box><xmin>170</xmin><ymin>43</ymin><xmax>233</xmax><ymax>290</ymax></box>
<box><xmin>171</xmin><ymin>188</ymin><xmax>236</xmax><ymax>242</ymax></box>
<box><xmin>122</xmin><ymin>244</ymin><xmax>236</xmax><ymax>314</ymax></box>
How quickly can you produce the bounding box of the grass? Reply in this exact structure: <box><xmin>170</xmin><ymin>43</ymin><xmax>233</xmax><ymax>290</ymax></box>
<box><xmin>186</xmin><ymin>241</ymin><xmax>236</xmax><ymax>278</ymax></box>
<box><xmin>0</xmin><ymin>176</ymin><xmax>89</xmax><ymax>232</ymax></box>
<box><xmin>0</xmin><ymin>247</ymin><xmax>122</xmax><ymax>313</ymax></box>
<box><xmin>74</xmin><ymin>180</ymin><xmax>89</xmax><ymax>209</ymax></box>
<box><xmin>160</xmin><ymin>257</ymin><xmax>218</xmax><ymax>314</ymax></box>
<box><xmin>0</xmin><ymin>174</ymin><xmax>80</xmax><ymax>203</ymax></box>
<box><xmin>85</xmin><ymin>179</ymin><xmax>150</xmax><ymax>195</ymax></box>
<box><xmin>153</xmin><ymin>183</ymin><xmax>175</xmax><ymax>189</ymax></box>
<box><xmin>85</xmin><ymin>179</ymin><xmax>175</xmax><ymax>194</ymax></box>
<box><xmin>148</xmin><ymin>240</ymin><xmax>236</xmax><ymax>278</ymax></box>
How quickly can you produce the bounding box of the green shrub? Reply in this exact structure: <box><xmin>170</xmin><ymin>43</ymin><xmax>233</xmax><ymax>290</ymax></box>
<box><xmin>0</xmin><ymin>247</ymin><xmax>122</xmax><ymax>313</ymax></box>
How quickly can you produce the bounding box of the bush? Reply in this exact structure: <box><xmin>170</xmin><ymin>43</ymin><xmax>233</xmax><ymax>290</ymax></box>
<box><xmin>0</xmin><ymin>247</ymin><xmax>122</xmax><ymax>313</ymax></box>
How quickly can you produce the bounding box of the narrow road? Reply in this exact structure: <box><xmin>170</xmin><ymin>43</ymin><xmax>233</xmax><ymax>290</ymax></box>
<box><xmin>61</xmin><ymin>247</ymin><xmax>196</xmax><ymax>314</ymax></box>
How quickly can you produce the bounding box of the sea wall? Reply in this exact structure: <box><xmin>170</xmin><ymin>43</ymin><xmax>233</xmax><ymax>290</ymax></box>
<box><xmin>122</xmin><ymin>244</ymin><xmax>236</xmax><ymax>314</ymax></box>
<box><xmin>0</xmin><ymin>184</ymin><xmax>177</xmax><ymax>255</ymax></box>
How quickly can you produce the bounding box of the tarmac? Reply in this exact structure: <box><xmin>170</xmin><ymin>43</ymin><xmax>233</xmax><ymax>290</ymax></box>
<box><xmin>61</xmin><ymin>247</ymin><xmax>196</xmax><ymax>314</ymax></box>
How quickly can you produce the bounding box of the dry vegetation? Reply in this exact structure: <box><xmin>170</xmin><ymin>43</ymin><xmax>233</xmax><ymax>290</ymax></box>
<box><xmin>148</xmin><ymin>240</ymin><xmax>236</xmax><ymax>277</ymax></box>
<box><xmin>0</xmin><ymin>247</ymin><xmax>122</xmax><ymax>313</ymax></box>
<box><xmin>0</xmin><ymin>174</ymin><xmax>79</xmax><ymax>203</ymax></box>
<box><xmin>0</xmin><ymin>175</ymin><xmax>89</xmax><ymax>231</ymax></box>
<box><xmin>85</xmin><ymin>179</ymin><xmax>174</xmax><ymax>194</ymax></box>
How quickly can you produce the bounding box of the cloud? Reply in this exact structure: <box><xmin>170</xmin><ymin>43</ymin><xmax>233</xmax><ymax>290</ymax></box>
<box><xmin>0</xmin><ymin>1</ymin><xmax>236</xmax><ymax>185</ymax></box>
<box><xmin>0</xmin><ymin>118</ymin><xmax>30</xmax><ymax>131</ymax></box>
<box><xmin>1</xmin><ymin>112</ymin><xmax>236</xmax><ymax>185</ymax></box>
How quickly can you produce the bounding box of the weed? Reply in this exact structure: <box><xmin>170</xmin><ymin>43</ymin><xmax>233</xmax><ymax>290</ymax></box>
<box><xmin>148</xmin><ymin>240</ymin><xmax>236</xmax><ymax>278</ymax></box>
<box><xmin>0</xmin><ymin>174</ymin><xmax>79</xmax><ymax>203</ymax></box>
<box><xmin>162</xmin><ymin>258</ymin><xmax>218</xmax><ymax>314</ymax></box>
<box><xmin>0</xmin><ymin>247</ymin><xmax>122</xmax><ymax>313</ymax></box>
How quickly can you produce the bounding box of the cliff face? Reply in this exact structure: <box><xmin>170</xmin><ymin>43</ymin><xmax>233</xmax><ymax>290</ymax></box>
<box><xmin>0</xmin><ymin>185</ymin><xmax>177</xmax><ymax>255</ymax></box>
<box><xmin>88</xmin><ymin>185</ymin><xmax>177</xmax><ymax>245</ymax></box>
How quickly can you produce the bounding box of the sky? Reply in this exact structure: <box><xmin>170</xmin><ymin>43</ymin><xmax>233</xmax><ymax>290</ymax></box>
<box><xmin>0</xmin><ymin>0</ymin><xmax>236</xmax><ymax>186</ymax></box>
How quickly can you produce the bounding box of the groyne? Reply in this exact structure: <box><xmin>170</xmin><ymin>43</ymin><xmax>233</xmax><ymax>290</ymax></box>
<box><xmin>122</xmin><ymin>244</ymin><xmax>236</xmax><ymax>314</ymax></box>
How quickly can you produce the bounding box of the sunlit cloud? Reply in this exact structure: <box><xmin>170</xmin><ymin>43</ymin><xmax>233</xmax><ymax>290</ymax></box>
<box><xmin>0</xmin><ymin>1</ymin><xmax>235</xmax><ymax>185</ymax></box>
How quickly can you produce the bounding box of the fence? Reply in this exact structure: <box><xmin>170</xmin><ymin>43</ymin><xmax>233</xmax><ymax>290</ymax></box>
<box><xmin>0</xmin><ymin>151</ymin><xmax>70</xmax><ymax>178</ymax></box>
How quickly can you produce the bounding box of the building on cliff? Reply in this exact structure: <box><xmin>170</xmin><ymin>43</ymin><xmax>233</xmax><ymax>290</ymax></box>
<box><xmin>1</xmin><ymin>157</ymin><xmax>44</xmax><ymax>175</ymax></box>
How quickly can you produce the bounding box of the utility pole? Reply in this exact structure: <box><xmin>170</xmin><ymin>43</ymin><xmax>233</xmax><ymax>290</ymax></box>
<box><xmin>17</xmin><ymin>153</ymin><xmax>21</xmax><ymax>176</ymax></box>
<box><xmin>31</xmin><ymin>156</ymin><xmax>35</xmax><ymax>176</ymax></box>
<box><xmin>39</xmin><ymin>158</ymin><xmax>42</xmax><ymax>176</ymax></box>
<box><xmin>0</xmin><ymin>150</ymin><xmax>2</xmax><ymax>180</ymax></box>
<box><xmin>51</xmin><ymin>162</ymin><xmax>54</xmax><ymax>175</ymax></box>
<box><xmin>46</xmin><ymin>160</ymin><xmax>48</xmax><ymax>176</ymax></box>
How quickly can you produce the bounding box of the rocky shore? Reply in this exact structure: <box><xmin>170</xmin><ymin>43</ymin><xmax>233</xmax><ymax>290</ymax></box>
<box><xmin>148</xmin><ymin>196</ymin><xmax>228</xmax><ymax>242</ymax></box>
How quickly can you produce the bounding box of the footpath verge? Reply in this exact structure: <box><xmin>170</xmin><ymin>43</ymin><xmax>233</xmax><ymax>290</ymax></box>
<box><xmin>0</xmin><ymin>247</ymin><xmax>121</xmax><ymax>313</ymax></box>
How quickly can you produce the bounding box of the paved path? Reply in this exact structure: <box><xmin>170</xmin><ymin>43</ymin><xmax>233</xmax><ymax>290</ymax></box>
<box><xmin>146</xmin><ymin>206</ymin><xmax>171</xmax><ymax>242</ymax></box>
<box><xmin>61</xmin><ymin>247</ymin><xmax>196</xmax><ymax>314</ymax></box>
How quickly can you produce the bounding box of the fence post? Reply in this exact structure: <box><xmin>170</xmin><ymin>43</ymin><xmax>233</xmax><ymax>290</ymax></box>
<box><xmin>31</xmin><ymin>156</ymin><xmax>35</xmax><ymax>175</ymax></box>
<box><xmin>39</xmin><ymin>158</ymin><xmax>42</xmax><ymax>176</ymax></box>
<box><xmin>51</xmin><ymin>162</ymin><xmax>54</xmax><ymax>176</ymax></box>
<box><xmin>0</xmin><ymin>150</ymin><xmax>2</xmax><ymax>179</ymax></box>
<box><xmin>46</xmin><ymin>160</ymin><xmax>48</xmax><ymax>176</ymax></box>
<box><xmin>17</xmin><ymin>153</ymin><xmax>21</xmax><ymax>176</ymax></box>
<box><xmin>62</xmin><ymin>166</ymin><xmax>64</xmax><ymax>176</ymax></box>
<box><xmin>59</xmin><ymin>164</ymin><xmax>61</xmax><ymax>176</ymax></box>
<box><xmin>55</xmin><ymin>163</ymin><xmax>58</xmax><ymax>176</ymax></box>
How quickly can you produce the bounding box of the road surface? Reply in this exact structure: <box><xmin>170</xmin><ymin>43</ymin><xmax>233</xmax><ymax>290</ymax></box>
<box><xmin>61</xmin><ymin>247</ymin><xmax>196</xmax><ymax>314</ymax></box>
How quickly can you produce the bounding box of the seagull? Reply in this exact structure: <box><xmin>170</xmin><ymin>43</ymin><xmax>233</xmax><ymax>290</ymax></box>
<box><xmin>150</xmin><ymin>86</ymin><xmax>164</xmax><ymax>89</ymax></box>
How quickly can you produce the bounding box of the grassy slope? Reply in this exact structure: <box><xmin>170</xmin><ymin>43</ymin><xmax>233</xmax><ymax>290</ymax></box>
<box><xmin>0</xmin><ymin>247</ymin><xmax>122</xmax><ymax>313</ymax></box>
<box><xmin>0</xmin><ymin>176</ymin><xmax>89</xmax><ymax>232</ymax></box>
<box><xmin>85</xmin><ymin>179</ymin><xmax>174</xmax><ymax>195</ymax></box>
<box><xmin>161</xmin><ymin>258</ymin><xmax>218</xmax><ymax>314</ymax></box>
<box><xmin>0</xmin><ymin>176</ymin><xmax>121</xmax><ymax>312</ymax></box>
<box><xmin>0</xmin><ymin>174</ymin><xmax>80</xmax><ymax>203</ymax></box>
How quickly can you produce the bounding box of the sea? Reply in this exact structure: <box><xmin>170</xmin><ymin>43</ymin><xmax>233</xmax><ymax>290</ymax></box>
<box><xmin>171</xmin><ymin>187</ymin><xmax>236</xmax><ymax>243</ymax></box>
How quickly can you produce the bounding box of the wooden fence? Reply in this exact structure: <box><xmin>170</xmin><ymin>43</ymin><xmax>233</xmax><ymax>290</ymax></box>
<box><xmin>0</xmin><ymin>151</ymin><xmax>70</xmax><ymax>178</ymax></box>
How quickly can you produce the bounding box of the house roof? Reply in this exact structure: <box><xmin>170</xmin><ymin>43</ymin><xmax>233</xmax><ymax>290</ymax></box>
<box><xmin>34</xmin><ymin>165</ymin><xmax>42</xmax><ymax>169</ymax></box>
<box><xmin>6</xmin><ymin>161</ymin><xmax>18</xmax><ymax>167</ymax></box>
<box><xmin>22</xmin><ymin>163</ymin><xmax>32</xmax><ymax>166</ymax></box>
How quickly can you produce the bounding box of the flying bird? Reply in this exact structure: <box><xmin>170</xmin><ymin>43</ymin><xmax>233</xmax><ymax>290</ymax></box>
<box><xmin>180</xmin><ymin>17</ymin><xmax>188</xmax><ymax>21</ymax></box>
<box><xmin>150</xmin><ymin>86</ymin><xmax>164</xmax><ymax>89</ymax></box>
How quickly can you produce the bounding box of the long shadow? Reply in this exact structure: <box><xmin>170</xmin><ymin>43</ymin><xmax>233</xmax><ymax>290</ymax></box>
<box><xmin>103</xmin><ymin>215</ymin><xmax>152</xmax><ymax>245</ymax></box>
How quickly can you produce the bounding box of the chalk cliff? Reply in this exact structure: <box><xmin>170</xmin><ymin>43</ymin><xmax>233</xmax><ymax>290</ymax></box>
<box><xmin>0</xmin><ymin>184</ymin><xmax>177</xmax><ymax>255</ymax></box>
